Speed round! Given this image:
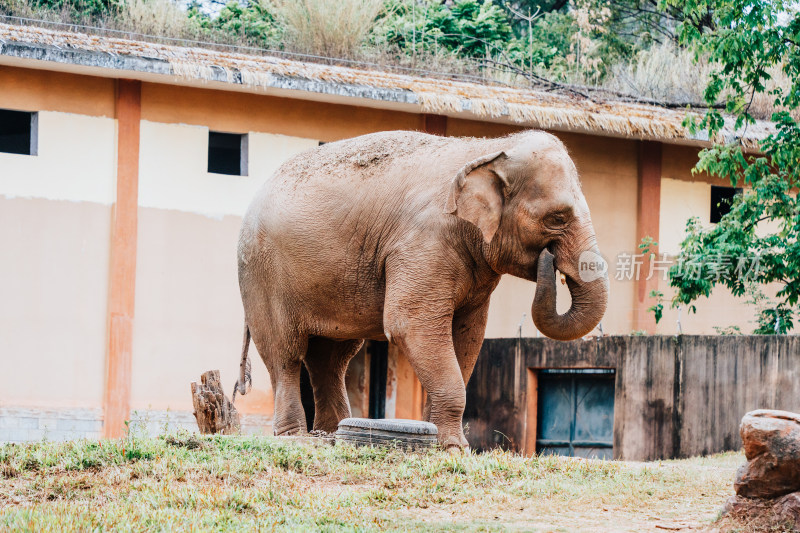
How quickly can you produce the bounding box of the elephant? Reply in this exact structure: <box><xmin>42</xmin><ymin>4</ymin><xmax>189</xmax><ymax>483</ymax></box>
<box><xmin>233</xmin><ymin>130</ymin><xmax>609</xmax><ymax>450</ymax></box>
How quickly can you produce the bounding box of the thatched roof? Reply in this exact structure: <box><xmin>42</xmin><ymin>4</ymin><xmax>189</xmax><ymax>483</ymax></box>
<box><xmin>0</xmin><ymin>21</ymin><xmax>772</xmax><ymax>148</ymax></box>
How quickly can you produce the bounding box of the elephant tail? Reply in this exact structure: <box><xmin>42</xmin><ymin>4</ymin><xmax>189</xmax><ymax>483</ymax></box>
<box><xmin>232</xmin><ymin>323</ymin><xmax>252</xmax><ymax>404</ymax></box>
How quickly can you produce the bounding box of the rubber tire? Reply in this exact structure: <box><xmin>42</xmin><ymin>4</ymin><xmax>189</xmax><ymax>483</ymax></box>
<box><xmin>336</xmin><ymin>418</ymin><xmax>438</xmax><ymax>451</ymax></box>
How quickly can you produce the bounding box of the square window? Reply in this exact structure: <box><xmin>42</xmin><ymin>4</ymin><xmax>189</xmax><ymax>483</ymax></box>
<box><xmin>710</xmin><ymin>186</ymin><xmax>742</xmax><ymax>223</ymax></box>
<box><xmin>208</xmin><ymin>131</ymin><xmax>247</xmax><ymax>176</ymax></box>
<box><xmin>0</xmin><ymin>109</ymin><xmax>38</xmax><ymax>156</ymax></box>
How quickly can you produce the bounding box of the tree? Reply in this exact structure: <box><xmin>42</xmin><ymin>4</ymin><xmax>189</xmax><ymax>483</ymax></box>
<box><xmin>188</xmin><ymin>0</ymin><xmax>279</xmax><ymax>48</ymax></box>
<box><xmin>378</xmin><ymin>0</ymin><xmax>513</xmax><ymax>59</ymax></box>
<box><xmin>661</xmin><ymin>0</ymin><xmax>800</xmax><ymax>333</ymax></box>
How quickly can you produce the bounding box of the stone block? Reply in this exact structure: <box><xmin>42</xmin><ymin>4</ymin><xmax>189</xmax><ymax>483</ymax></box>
<box><xmin>735</xmin><ymin>409</ymin><xmax>800</xmax><ymax>499</ymax></box>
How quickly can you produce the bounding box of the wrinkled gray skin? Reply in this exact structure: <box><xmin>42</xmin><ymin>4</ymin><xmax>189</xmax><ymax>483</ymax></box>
<box><xmin>235</xmin><ymin>130</ymin><xmax>609</xmax><ymax>450</ymax></box>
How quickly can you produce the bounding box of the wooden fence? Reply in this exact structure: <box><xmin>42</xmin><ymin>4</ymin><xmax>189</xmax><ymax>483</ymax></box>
<box><xmin>464</xmin><ymin>335</ymin><xmax>800</xmax><ymax>461</ymax></box>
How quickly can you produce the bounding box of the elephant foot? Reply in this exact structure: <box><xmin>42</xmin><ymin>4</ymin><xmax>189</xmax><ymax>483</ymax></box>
<box><xmin>311</xmin><ymin>414</ymin><xmax>343</xmax><ymax>435</ymax></box>
<box><xmin>446</xmin><ymin>445</ymin><xmax>470</xmax><ymax>455</ymax></box>
<box><xmin>273</xmin><ymin>421</ymin><xmax>306</xmax><ymax>437</ymax></box>
<box><xmin>438</xmin><ymin>429</ymin><xmax>469</xmax><ymax>452</ymax></box>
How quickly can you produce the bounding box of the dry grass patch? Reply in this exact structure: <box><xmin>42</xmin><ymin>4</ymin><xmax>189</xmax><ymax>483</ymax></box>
<box><xmin>605</xmin><ymin>42</ymin><xmax>714</xmax><ymax>106</ymax></box>
<box><xmin>114</xmin><ymin>0</ymin><xmax>195</xmax><ymax>38</ymax></box>
<box><xmin>0</xmin><ymin>434</ymin><xmax>742</xmax><ymax>531</ymax></box>
<box><xmin>274</xmin><ymin>0</ymin><xmax>385</xmax><ymax>59</ymax></box>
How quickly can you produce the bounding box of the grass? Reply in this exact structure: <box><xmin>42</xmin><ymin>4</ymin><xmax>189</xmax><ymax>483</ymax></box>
<box><xmin>0</xmin><ymin>432</ymin><xmax>744</xmax><ymax>532</ymax></box>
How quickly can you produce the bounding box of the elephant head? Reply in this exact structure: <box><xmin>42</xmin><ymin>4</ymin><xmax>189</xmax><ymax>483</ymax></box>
<box><xmin>445</xmin><ymin>132</ymin><xmax>609</xmax><ymax>341</ymax></box>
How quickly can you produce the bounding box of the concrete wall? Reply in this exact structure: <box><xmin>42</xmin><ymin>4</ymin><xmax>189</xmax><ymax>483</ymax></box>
<box><xmin>131</xmin><ymin>118</ymin><xmax>318</xmax><ymax>430</ymax></box>
<box><xmin>465</xmin><ymin>336</ymin><xmax>800</xmax><ymax>460</ymax></box>
<box><xmin>0</xmin><ymin>111</ymin><xmax>116</xmax><ymax>412</ymax></box>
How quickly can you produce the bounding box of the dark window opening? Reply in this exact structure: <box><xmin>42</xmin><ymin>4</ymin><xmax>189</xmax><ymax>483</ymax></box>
<box><xmin>0</xmin><ymin>109</ymin><xmax>37</xmax><ymax>156</ymax></box>
<box><xmin>368</xmin><ymin>341</ymin><xmax>388</xmax><ymax>419</ymax></box>
<box><xmin>208</xmin><ymin>131</ymin><xmax>247</xmax><ymax>176</ymax></box>
<box><xmin>536</xmin><ymin>368</ymin><xmax>615</xmax><ymax>459</ymax></box>
<box><xmin>710</xmin><ymin>186</ymin><xmax>742</xmax><ymax>223</ymax></box>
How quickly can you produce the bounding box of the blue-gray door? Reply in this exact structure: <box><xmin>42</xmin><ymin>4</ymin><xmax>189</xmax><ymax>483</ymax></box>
<box><xmin>536</xmin><ymin>369</ymin><xmax>615</xmax><ymax>459</ymax></box>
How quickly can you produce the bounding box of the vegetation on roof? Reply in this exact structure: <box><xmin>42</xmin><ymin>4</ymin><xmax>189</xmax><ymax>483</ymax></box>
<box><xmin>0</xmin><ymin>0</ymin><xmax>788</xmax><ymax>119</ymax></box>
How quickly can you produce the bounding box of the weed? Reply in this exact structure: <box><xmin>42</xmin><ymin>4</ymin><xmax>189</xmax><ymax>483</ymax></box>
<box><xmin>164</xmin><ymin>431</ymin><xmax>203</xmax><ymax>450</ymax></box>
<box><xmin>21</xmin><ymin>457</ymin><xmax>40</xmax><ymax>472</ymax></box>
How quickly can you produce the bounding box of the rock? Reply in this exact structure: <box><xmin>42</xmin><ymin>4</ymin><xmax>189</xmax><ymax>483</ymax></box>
<box><xmin>734</xmin><ymin>409</ymin><xmax>800</xmax><ymax>499</ymax></box>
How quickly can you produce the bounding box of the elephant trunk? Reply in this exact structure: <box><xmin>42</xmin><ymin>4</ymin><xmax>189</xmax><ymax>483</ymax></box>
<box><xmin>531</xmin><ymin>248</ymin><xmax>608</xmax><ymax>341</ymax></box>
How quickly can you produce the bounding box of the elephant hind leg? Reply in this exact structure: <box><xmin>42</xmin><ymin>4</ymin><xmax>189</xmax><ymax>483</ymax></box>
<box><xmin>304</xmin><ymin>337</ymin><xmax>363</xmax><ymax>433</ymax></box>
<box><xmin>248</xmin><ymin>315</ymin><xmax>309</xmax><ymax>437</ymax></box>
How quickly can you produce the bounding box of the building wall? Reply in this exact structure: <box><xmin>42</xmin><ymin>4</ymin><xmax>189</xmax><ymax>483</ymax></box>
<box><xmin>0</xmin><ymin>111</ymin><xmax>116</xmax><ymax>408</ymax></box>
<box><xmin>655</xmin><ymin>145</ymin><xmax>785</xmax><ymax>335</ymax></box>
<box><xmin>131</xmin><ymin>119</ymin><xmax>318</xmax><ymax>429</ymax></box>
<box><xmin>0</xmin><ymin>64</ymin><xmax>776</xmax><ymax>442</ymax></box>
<box><xmin>139</xmin><ymin>82</ymin><xmax>423</xmax><ymax>142</ymax></box>
<box><xmin>0</xmin><ymin>109</ymin><xmax>116</xmax><ymax>441</ymax></box>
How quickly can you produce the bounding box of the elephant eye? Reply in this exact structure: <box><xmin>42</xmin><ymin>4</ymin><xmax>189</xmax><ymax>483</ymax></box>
<box><xmin>544</xmin><ymin>209</ymin><xmax>572</xmax><ymax>229</ymax></box>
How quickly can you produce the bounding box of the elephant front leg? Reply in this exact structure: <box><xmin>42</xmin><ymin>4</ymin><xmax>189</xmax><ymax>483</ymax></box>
<box><xmin>421</xmin><ymin>303</ymin><xmax>491</xmax><ymax>423</ymax></box>
<box><xmin>453</xmin><ymin>303</ymin><xmax>491</xmax><ymax>386</ymax></box>
<box><xmin>384</xmin><ymin>305</ymin><xmax>467</xmax><ymax>450</ymax></box>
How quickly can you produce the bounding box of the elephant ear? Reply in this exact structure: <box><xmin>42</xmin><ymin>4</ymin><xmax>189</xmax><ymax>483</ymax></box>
<box><xmin>444</xmin><ymin>151</ymin><xmax>509</xmax><ymax>243</ymax></box>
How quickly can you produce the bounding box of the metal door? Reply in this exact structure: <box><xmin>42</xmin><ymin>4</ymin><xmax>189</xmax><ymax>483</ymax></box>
<box><xmin>536</xmin><ymin>369</ymin><xmax>614</xmax><ymax>459</ymax></box>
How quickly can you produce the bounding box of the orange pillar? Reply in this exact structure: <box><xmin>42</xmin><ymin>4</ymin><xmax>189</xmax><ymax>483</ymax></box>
<box><xmin>523</xmin><ymin>369</ymin><xmax>538</xmax><ymax>456</ymax></box>
<box><xmin>633</xmin><ymin>140</ymin><xmax>662</xmax><ymax>333</ymax></box>
<box><xmin>104</xmin><ymin>80</ymin><xmax>141</xmax><ymax>438</ymax></box>
<box><xmin>423</xmin><ymin>114</ymin><xmax>447</xmax><ymax>136</ymax></box>
<box><xmin>394</xmin><ymin>349</ymin><xmax>423</xmax><ymax>420</ymax></box>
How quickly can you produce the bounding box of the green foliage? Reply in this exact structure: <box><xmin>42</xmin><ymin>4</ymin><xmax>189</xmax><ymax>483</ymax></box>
<box><xmin>500</xmin><ymin>0</ymin><xmax>568</xmax><ymax>16</ymax></box>
<box><xmin>754</xmin><ymin>306</ymin><xmax>795</xmax><ymax>334</ymax></box>
<box><xmin>29</xmin><ymin>0</ymin><xmax>116</xmax><ymax>19</ymax></box>
<box><xmin>509</xmin><ymin>10</ymin><xmax>574</xmax><ymax>73</ymax></box>
<box><xmin>374</xmin><ymin>0</ymin><xmax>581</xmax><ymax>78</ymax></box>
<box><xmin>647</xmin><ymin>289</ymin><xmax>664</xmax><ymax>324</ymax></box>
<box><xmin>2</xmin><ymin>0</ymin><xmax>697</xmax><ymax>88</ymax></box>
<box><xmin>747</xmin><ymin>284</ymin><xmax>795</xmax><ymax>334</ymax></box>
<box><xmin>376</xmin><ymin>0</ymin><xmax>512</xmax><ymax>58</ymax></box>
<box><xmin>662</xmin><ymin>0</ymin><xmax>800</xmax><ymax>334</ymax></box>
<box><xmin>712</xmin><ymin>325</ymin><xmax>743</xmax><ymax>335</ymax></box>
<box><xmin>638</xmin><ymin>237</ymin><xmax>666</xmax><ymax>325</ymax></box>
<box><xmin>188</xmin><ymin>0</ymin><xmax>279</xmax><ymax>47</ymax></box>
<box><xmin>638</xmin><ymin>236</ymin><xmax>658</xmax><ymax>255</ymax></box>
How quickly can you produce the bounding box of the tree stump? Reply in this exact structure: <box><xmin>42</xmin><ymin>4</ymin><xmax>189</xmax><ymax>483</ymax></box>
<box><xmin>191</xmin><ymin>370</ymin><xmax>241</xmax><ymax>435</ymax></box>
